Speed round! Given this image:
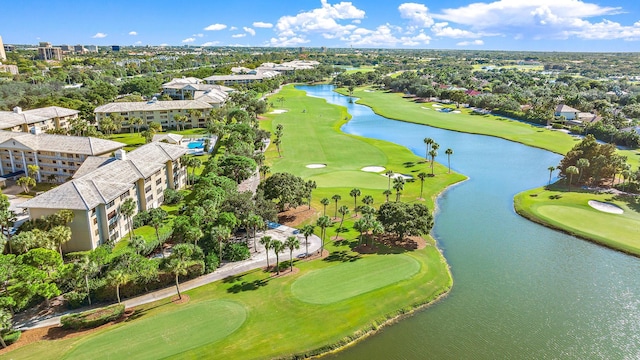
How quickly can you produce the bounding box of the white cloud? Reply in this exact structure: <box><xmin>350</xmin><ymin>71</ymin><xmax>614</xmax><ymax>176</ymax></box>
<box><xmin>232</xmin><ymin>34</ymin><xmax>247</xmax><ymax>38</ymax></box>
<box><xmin>269</xmin><ymin>36</ymin><xmax>310</xmax><ymax>47</ymax></box>
<box><xmin>192</xmin><ymin>33</ymin><xmax>204</xmax><ymax>38</ymax></box>
<box><xmin>128</xmin><ymin>31</ymin><xmax>137</xmax><ymax>36</ymax></box>
<box><xmin>159</xmin><ymin>43</ymin><xmax>168</xmax><ymax>47</ymax></box>
<box><xmin>92</xmin><ymin>32</ymin><xmax>107</xmax><ymax>38</ymax></box>
<box><xmin>431</xmin><ymin>22</ymin><xmax>483</xmax><ymax>38</ymax></box>
<box><xmin>275</xmin><ymin>0</ymin><xmax>364</xmax><ymax>39</ymax></box>
<box><xmin>202</xmin><ymin>41</ymin><xmax>220</xmax><ymax>46</ymax></box>
<box><xmin>204</xmin><ymin>23</ymin><xmax>227</xmax><ymax>31</ymax></box>
<box><xmin>457</xmin><ymin>39</ymin><xmax>485</xmax><ymax>46</ymax></box>
<box><xmin>398</xmin><ymin>3</ymin><xmax>434</xmax><ymax>30</ymax></box>
<box><xmin>341</xmin><ymin>25</ymin><xmax>431</xmax><ymax>47</ymax></box>
<box><xmin>230</xmin><ymin>26</ymin><xmax>238</xmax><ymax>31</ymax></box>
<box><xmin>182</xmin><ymin>37</ymin><xmax>196</xmax><ymax>43</ymax></box>
<box><xmin>253</xmin><ymin>22</ymin><xmax>273</xmax><ymax>28</ymax></box>
<box><xmin>134</xmin><ymin>41</ymin><xmax>142</xmax><ymax>45</ymax></box>
<box><xmin>244</xmin><ymin>27</ymin><xmax>256</xmax><ymax>36</ymax></box>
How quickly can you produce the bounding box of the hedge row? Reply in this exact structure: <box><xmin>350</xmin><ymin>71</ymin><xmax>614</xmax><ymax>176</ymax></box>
<box><xmin>61</xmin><ymin>304</ymin><xmax>125</xmax><ymax>330</ymax></box>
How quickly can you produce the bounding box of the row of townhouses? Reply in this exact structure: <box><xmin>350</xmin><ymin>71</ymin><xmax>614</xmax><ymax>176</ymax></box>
<box><xmin>20</xmin><ymin>142</ymin><xmax>188</xmax><ymax>252</ymax></box>
<box><xmin>0</xmin><ymin>106</ymin><xmax>79</xmax><ymax>132</ymax></box>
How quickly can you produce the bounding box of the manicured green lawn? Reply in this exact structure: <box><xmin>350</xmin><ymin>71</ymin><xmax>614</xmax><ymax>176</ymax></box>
<box><xmin>514</xmin><ymin>186</ymin><xmax>640</xmax><ymax>255</ymax></box>
<box><xmin>343</xmin><ymin>66</ymin><xmax>376</xmax><ymax>74</ymax></box>
<box><xmin>65</xmin><ymin>300</ymin><xmax>246</xmax><ymax>359</ymax></box>
<box><xmin>292</xmin><ymin>255</ymin><xmax>420</xmax><ymax>304</ymax></box>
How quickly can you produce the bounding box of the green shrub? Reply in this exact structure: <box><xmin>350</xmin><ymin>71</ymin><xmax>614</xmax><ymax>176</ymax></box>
<box><xmin>132</xmin><ymin>210</ymin><xmax>150</xmax><ymax>229</ymax></box>
<box><xmin>551</xmin><ymin>123</ymin><xmax>564</xmax><ymax>129</ymax></box>
<box><xmin>61</xmin><ymin>304</ymin><xmax>125</xmax><ymax>330</ymax></box>
<box><xmin>205</xmin><ymin>253</ymin><xmax>219</xmax><ymax>272</ymax></box>
<box><xmin>224</xmin><ymin>243</ymin><xmax>250</xmax><ymax>262</ymax></box>
<box><xmin>2</xmin><ymin>330</ymin><xmax>21</xmax><ymax>346</ymax></box>
<box><xmin>164</xmin><ymin>188</ymin><xmax>184</xmax><ymax>205</ymax></box>
<box><xmin>65</xmin><ymin>290</ymin><xmax>89</xmax><ymax>309</ymax></box>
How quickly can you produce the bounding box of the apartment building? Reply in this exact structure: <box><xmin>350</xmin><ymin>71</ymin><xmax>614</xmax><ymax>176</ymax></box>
<box><xmin>37</xmin><ymin>42</ymin><xmax>63</xmax><ymax>61</ymax></box>
<box><xmin>162</xmin><ymin>77</ymin><xmax>232</xmax><ymax>105</ymax></box>
<box><xmin>0</xmin><ymin>130</ymin><xmax>124</xmax><ymax>182</ymax></box>
<box><xmin>94</xmin><ymin>98</ymin><xmax>213</xmax><ymax>131</ymax></box>
<box><xmin>203</xmin><ymin>70</ymin><xmax>280</xmax><ymax>86</ymax></box>
<box><xmin>20</xmin><ymin>142</ymin><xmax>188</xmax><ymax>252</ymax></box>
<box><xmin>0</xmin><ymin>106</ymin><xmax>80</xmax><ymax>132</ymax></box>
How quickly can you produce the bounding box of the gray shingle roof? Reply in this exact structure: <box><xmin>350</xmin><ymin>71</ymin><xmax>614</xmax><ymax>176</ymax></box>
<box><xmin>94</xmin><ymin>100</ymin><xmax>212</xmax><ymax>113</ymax></box>
<box><xmin>0</xmin><ymin>131</ymin><xmax>124</xmax><ymax>155</ymax></box>
<box><xmin>0</xmin><ymin>106</ymin><xmax>79</xmax><ymax>130</ymax></box>
<box><xmin>21</xmin><ymin>142</ymin><xmax>187</xmax><ymax>210</ymax></box>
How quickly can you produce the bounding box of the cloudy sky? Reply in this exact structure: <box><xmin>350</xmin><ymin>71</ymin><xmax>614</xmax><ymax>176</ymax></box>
<box><xmin>2</xmin><ymin>0</ymin><xmax>640</xmax><ymax>51</ymax></box>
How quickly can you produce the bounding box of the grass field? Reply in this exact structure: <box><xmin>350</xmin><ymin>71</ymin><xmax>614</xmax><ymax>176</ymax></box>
<box><xmin>6</xmin><ymin>85</ymin><xmax>459</xmax><ymax>359</ymax></box>
<box><xmin>514</xmin><ymin>186</ymin><xmax>640</xmax><ymax>255</ymax></box>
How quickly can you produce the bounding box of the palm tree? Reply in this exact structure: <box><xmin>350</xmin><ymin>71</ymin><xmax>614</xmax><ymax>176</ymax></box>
<box><xmin>149</xmin><ymin>208</ymin><xmax>167</xmax><ymax>257</ymax></box>
<box><xmin>274</xmin><ymin>137</ymin><xmax>282</xmax><ymax>157</ymax></box>
<box><xmin>129</xmin><ymin>235</ymin><xmax>146</xmax><ymax>255</ymax></box>
<box><xmin>547</xmin><ymin>166</ymin><xmax>557</xmax><ymax>186</ymax></box>
<box><xmin>17</xmin><ymin>176</ymin><xmax>35</xmax><ymax>194</ymax></box>
<box><xmin>384</xmin><ymin>170</ymin><xmax>394</xmax><ymax>190</ymax></box>
<box><xmin>566</xmin><ymin>166</ymin><xmax>579</xmax><ymax>191</ymax></box>
<box><xmin>48</xmin><ymin>225</ymin><xmax>71</xmax><ymax>258</ymax></box>
<box><xmin>259</xmin><ymin>165</ymin><xmax>271</xmax><ymax>179</ymax></box>
<box><xmin>353</xmin><ymin>218</ymin><xmax>370</xmax><ymax>246</ymax></box>
<box><xmin>212</xmin><ymin>226</ymin><xmax>231</xmax><ymax>262</ymax></box>
<box><xmin>120</xmin><ymin>198</ymin><xmax>136</xmax><ymax>241</ymax></box>
<box><xmin>393</xmin><ymin>177</ymin><xmax>405</xmax><ymax>202</ymax></box>
<box><xmin>320</xmin><ymin>197</ymin><xmax>330</xmax><ymax>216</ymax></box>
<box><xmin>336</xmin><ymin>205</ymin><xmax>350</xmax><ymax>240</ymax></box>
<box><xmin>361</xmin><ymin>195</ymin><xmax>374</xmax><ymax>207</ymax></box>
<box><xmin>423</xmin><ymin>137</ymin><xmax>434</xmax><ymax>161</ymax></box>
<box><xmin>301</xmin><ymin>224</ymin><xmax>315</xmax><ymax>257</ymax></box>
<box><xmin>349</xmin><ymin>188</ymin><xmax>361</xmax><ymax>216</ymax></box>
<box><xmin>173</xmin><ymin>114</ymin><xmax>187</xmax><ymax>131</ymax></box>
<box><xmin>331</xmin><ymin>194</ymin><xmax>341</xmax><ymax>219</ymax></box>
<box><xmin>284</xmin><ymin>236</ymin><xmax>300</xmax><ymax>272</ymax></box>
<box><xmin>445</xmin><ymin>148</ymin><xmax>453</xmax><ymax>173</ymax></box>
<box><xmin>576</xmin><ymin>158</ymin><xmax>589</xmax><ymax>185</ymax></box>
<box><xmin>429</xmin><ymin>149</ymin><xmax>438</xmax><ymax>175</ymax></box>
<box><xmin>131</xmin><ymin>117</ymin><xmax>144</xmax><ymax>133</ymax></box>
<box><xmin>247</xmin><ymin>214</ymin><xmax>263</xmax><ymax>252</ymax></box>
<box><xmin>417</xmin><ymin>172</ymin><xmax>427</xmax><ymax>199</ymax></box>
<box><xmin>167</xmin><ymin>257</ymin><xmax>190</xmax><ymax>300</ymax></box>
<box><xmin>271</xmin><ymin>239</ymin><xmax>285</xmax><ymax>275</ymax></box>
<box><xmin>306</xmin><ymin>180</ymin><xmax>317</xmax><ymax>209</ymax></box>
<box><xmin>78</xmin><ymin>256</ymin><xmax>99</xmax><ymax>306</ymax></box>
<box><xmin>383</xmin><ymin>189</ymin><xmax>392</xmax><ymax>203</ymax></box>
<box><xmin>259</xmin><ymin>235</ymin><xmax>273</xmax><ymax>268</ymax></box>
<box><xmin>316</xmin><ymin>215</ymin><xmax>331</xmax><ymax>255</ymax></box>
<box><xmin>107</xmin><ymin>269</ymin><xmax>130</xmax><ymax>304</ymax></box>
<box><xmin>370</xmin><ymin>220</ymin><xmax>384</xmax><ymax>247</ymax></box>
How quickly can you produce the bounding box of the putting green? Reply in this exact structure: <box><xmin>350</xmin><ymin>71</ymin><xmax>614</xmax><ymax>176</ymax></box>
<box><xmin>291</xmin><ymin>255</ymin><xmax>421</xmax><ymax>304</ymax></box>
<box><xmin>65</xmin><ymin>300</ymin><xmax>246</xmax><ymax>359</ymax></box>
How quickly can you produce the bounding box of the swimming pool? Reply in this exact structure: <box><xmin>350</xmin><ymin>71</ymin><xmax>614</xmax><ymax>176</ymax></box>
<box><xmin>187</xmin><ymin>141</ymin><xmax>204</xmax><ymax>149</ymax></box>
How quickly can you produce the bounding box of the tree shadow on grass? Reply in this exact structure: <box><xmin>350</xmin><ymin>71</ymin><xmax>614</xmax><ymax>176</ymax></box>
<box><xmin>609</xmin><ymin>195</ymin><xmax>640</xmax><ymax>214</ymax></box>
<box><xmin>323</xmin><ymin>250</ymin><xmax>361</xmax><ymax>263</ymax></box>
<box><xmin>226</xmin><ymin>278</ymin><xmax>270</xmax><ymax>294</ymax></box>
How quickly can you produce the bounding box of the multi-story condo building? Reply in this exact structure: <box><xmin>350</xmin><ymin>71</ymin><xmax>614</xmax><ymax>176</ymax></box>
<box><xmin>20</xmin><ymin>142</ymin><xmax>188</xmax><ymax>252</ymax></box>
<box><xmin>203</xmin><ymin>70</ymin><xmax>280</xmax><ymax>86</ymax></box>
<box><xmin>37</xmin><ymin>42</ymin><xmax>63</xmax><ymax>61</ymax></box>
<box><xmin>0</xmin><ymin>35</ymin><xmax>6</xmax><ymax>61</ymax></box>
<box><xmin>0</xmin><ymin>130</ymin><xmax>124</xmax><ymax>182</ymax></box>
<box><xmin>161</xmin><ymin>77</ymin><xmax>232</xmax><ymax>104</ymax></box>
<box><xmin>0</xmin><ymin>106</ymin><xmax>80</xmax><ymax>132</ymax></box>
<box><xmin>94</xmin><ymin>99</ymin><xmax>213</xmax><ymax>131</ymax></box>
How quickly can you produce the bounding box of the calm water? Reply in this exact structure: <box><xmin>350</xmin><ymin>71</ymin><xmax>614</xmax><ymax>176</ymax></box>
<box><xmin>297</xmin><ymin>85</ymin><xmax>640</xmax><ymax>360</ymax></box>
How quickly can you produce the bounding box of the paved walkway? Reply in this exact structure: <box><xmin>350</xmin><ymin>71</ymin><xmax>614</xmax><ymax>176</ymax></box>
<box><xmin>15</xmin><ymin>225</ymin><xmax>321</xmax><ymax>330</ymax></box>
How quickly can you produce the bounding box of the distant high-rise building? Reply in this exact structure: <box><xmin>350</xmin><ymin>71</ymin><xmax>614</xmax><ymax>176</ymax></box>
<box><xmin>111</xmin><ymin>45</ymin><xmax>120</xmax><ymax>52</ymax></box>
<box><xmin>0</xmin><ymin>35</ymin><xmax>6</xmax><ymax>61</ymax></box>
<box><xmin>60</xmin><ymin>44</ymin><xmax>73</xmax><ymax>52</ymax></box>
<box><xmin>74</xmin><ymin>44</ymin><xmax>87</xmax><ymax>54</ymax></box>
<box><xmin>86</xmin><ymin>45</ymin><xmax>98</xmax><ymax>53</ymax></box>
<box><xmin>38</xmin><ymin>42</ymin><xmax>62</xmax><ymax>61</ymax></box>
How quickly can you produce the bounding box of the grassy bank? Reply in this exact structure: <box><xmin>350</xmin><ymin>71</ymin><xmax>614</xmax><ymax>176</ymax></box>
<box><xmin>5</xmin><ymin>85</ymin><xmax>462</xmax><ymax>359</ymax></box>
<box><xmin>514</xmin><ymin>186</ymin><xmax>640</xmax><ymax>256</ymax></box>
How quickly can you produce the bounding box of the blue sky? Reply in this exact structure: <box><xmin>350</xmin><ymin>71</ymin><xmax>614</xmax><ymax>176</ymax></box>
<box><xmin>2</xmin><ymin>0</ymin><xmax>640</xmax><ymax>51</ymax></box>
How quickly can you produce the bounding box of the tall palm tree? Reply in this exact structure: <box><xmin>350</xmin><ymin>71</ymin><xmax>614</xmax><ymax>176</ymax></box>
<box><xmin>259</xmin><ymin>165</ymin><xmax>271</xmax><ymax>179</ymax></box>
<box><xmin>349</xmin><ymin>188</ymin><xmax>361</xmax><ymax>216</ymax></box>
<box><xmin>445</xmin><ymin>148</ymin><xmax>453</xmax><ymax>173</ymax></box>
<box><xmin>566</xmin><ymin>166</ymin><xmax>579</xmax><ymax>191</ymax></box>
<box><xmin>247</xmin><ymin>214</ymin><xmax>263</xmax><ymax>252</ymax></box>
<box><xmin>417</xmin><ymin>172</ymin><xmax>427</xmax><ymax>199</ymax></box>
<box><xmin>301</xmin><ymin>224</ymin><xmax>315</xmax><ymax>257</ymax></box>
<box><xmin>370</xmin><ymin>220</ymin><xmax>384</xmax><ymax>247</ymax></box>
<box><xmin>547</xmin><ymin>166</ymin><xmax>557</xmax><ymax>186</ymax></box>
<box><xmin>284</xmin><ymin>236</ymin><xmax>300</xmax><ymax>272</ymax></box>
<box><xmin>336</xmin><ymin>205</ymin><xmax>350</xmax><ymax>240</ymax></box>
<box><xmin>331</xmin><ymin>194</ymin><xmax>341</xmax><ymax>219</ymax></box>
<box><xmin>316</xmin><ymin>215</ymin><xmax>331</xmax><ymax>255</ymax></box>
<box><xmin>393</xmin><ymin>177</ymin><xmax>405</xmax><ymax>202</ymax></box>
<box><xmin>48</xmin><ymin>225</ymin><xmax>71</xmax><ymax>258</ymax></box>
<box><xmin>259</xmin><ymin>235</ymin><xmax>273</xmax><ymax>268</ymax></box>
<box><xmin>131</xmin><ymin>117</ymin><xmax>144</xmax><ymax>134</ymax></box>
<box><xmin>429</xmin><ymin>149</ymin><xmax>438</xmax><ymax>175</ymax></box>
<box><xmin>423</xmin><ymin>137</ymin><xmax>434</xmax><ymax>161</ymax></box>
<box><xmin>173</xmin><ymin>114</ymin><xmax>187</xmax><ymax>131</ymax></box>
<box><xmin>353</xmin><ymin>217</ymin><xmax>370</xmax><ymax>246</ymax></box>
<box><xmin>120</xmin><ymin>198</ymin><xmax>136</xmax><ymax>241</ymax></box>
<box><xmin>306</xmin><ymin>180</ymin><xmax>317</xmax><ymax>209</ymax></box>
<box><xmin>576</xmin><ymin>158</ymin><xmax>589</xmax><ymax>185</ymax></box>
<box><xmin>167</xmin><ymin>257</ymin><xmax>190</xmax><ymax>300</ymax></box>
<box><xmin>361</xmin><ymin>195</ymin><xmax>374</xmax><ymax>207</ymax></box>
<box><xmin>149</xmin><ymin>208</ymin><xmax>167</xmax><ymax>257</ymax></box>
<box><xmin>78</xmin><ymin>256</ymin><xmax>99</xmax><ymax>306</ymax></box>
<box><xmin>107</xmin><ymin>269</ymin><xmax>130</xmax><ymax>304</ymax></box>
<box><xmin>271</xmin><ymin>239</ymin><xmax>285</xmax><ymax>275</ymax></box>
<box><xmin>320</xmin><ymin>198</ymin><xmax>330</xmax><ymax>216</ymax></box>
<box><xmin>384</xmin><ymin>170</ymin><xmax>394</xmax><ymax>190</ymax></box>
<box><xmin>274</xmin><ymin>137</ymin><xmax>282</xmax><ymax>157</ymax></box>
<box><xmin>212</xmin><ymin>226</ymin><xmax>231</xmax><ymax>262</ymax></box>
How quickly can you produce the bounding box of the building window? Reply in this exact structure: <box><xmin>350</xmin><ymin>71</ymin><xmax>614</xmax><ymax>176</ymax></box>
<box><xmin>145</xmin><ymin>185</ymin><xmax>152</xmax><ymax>193</ymax></box>
<box><xmin>155</xmin><ymin>178</ymin><xmax>162</xmax><ymax>185</ymax></box>
<box><xmin>107</xmin><ymin>200</ymin><xmax>115</xmax><ymax>209</ymax></box>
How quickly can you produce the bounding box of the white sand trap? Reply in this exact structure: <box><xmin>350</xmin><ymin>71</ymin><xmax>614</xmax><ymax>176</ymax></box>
<box><xmin>452</xmin><ymin>110</ymin><xmax>461</xmax><ymax>113</ymax></box>
<box><xmin>361</xmin><ymin>166</ymin><xmax>385</xmax><ymax>172</ymax></box>
<box><xmin>269</xmin><ymin>109</ymin><xmax>288</xmax><ymax>114</ymax></box>
<box><xmin>420</xmin><ymin>107</ymin><xmax>431</xmax><ymax>110</ymax></box>
<box><xmin>364</xmin><ymin>90</ymin><xmax>375</xmax><ymax>92</ymax></box>
<box><xmin>382</xmin><ymin>173</ymin><xmax>413</xmax><ymax>180</ymax></box>
<box><xmin>306</xmin><ymin>164</ymin><xmax>326</xmax><ymax>169</ymax></box>
<box><xmin>432</xmin><ymin>104</ymin><xmax>442</xmax><ymax>108</ymax></box>
<box><xmin>588</xmin><ymin>200</ymin><xmax>623</xmax><ymax>214</ymax></box>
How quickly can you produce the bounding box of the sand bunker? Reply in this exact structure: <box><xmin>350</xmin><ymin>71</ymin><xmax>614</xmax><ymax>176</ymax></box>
<box><xmin>432</xmin><ymin>104</ymin><xmax>442</xmax><ymax>108</ymax></box>
<box><xmin>364</xmin><ymin>90</ymin><xmax>375</xmax><ymax>93</ymax></box>
<box><xmin>306</xmin><ymin>164</ymin><xmax>326</xmax><ymax>169</ymax></box>
<box><xmin>382</xmin><ymin>173</ymin><xmax>413</xmax><ymax>180</ymax></box>
<box><xmin>361</xmin><ymin>166</ymin><xmax>385</xmax><ymax>172</ymax></box>
<box><xmin>270</xmin><ymin>109</ymin><xmax>288</xmax><ymax>114</ymax></box>
<box><xmin>420</xmin><ymin>107</ymin><xmax>431</xmax><ymax>110</ymax></box>
<box><xmin>588</xmin><ymin>200</ymin><xmax>623</xmax><ymax>214</ymax></box>
<box><xmin>452</xmin><ymin>110</ymin><xmax>461</xmax><ymax>113</ymax></box>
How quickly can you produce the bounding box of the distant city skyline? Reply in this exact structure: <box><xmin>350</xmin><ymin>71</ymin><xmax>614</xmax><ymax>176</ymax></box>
<box><xmin>1</xmin><ymin>0</ymin><xmax>640</xmax><ymax>52</ymax></box>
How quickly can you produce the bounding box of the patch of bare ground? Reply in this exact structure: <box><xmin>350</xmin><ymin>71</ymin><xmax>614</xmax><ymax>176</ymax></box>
<box><xmin>268</xmin><ymin>266</ymin><xmax>300</xmax><ymax>278</ymax></box>
<box><xmin>0</xmin><ymin>309</ymin><xmax>135</xmax><ymax>355</ymax></box>
<box><xmin>171</xmin><ymin>294</ymin><xmax>190</xmax><ymax>305</ymax></box>
<box><xmin>278</xmin><ymin>206</ymin><xmax>316</xmax><ymax>227</ymax></box>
